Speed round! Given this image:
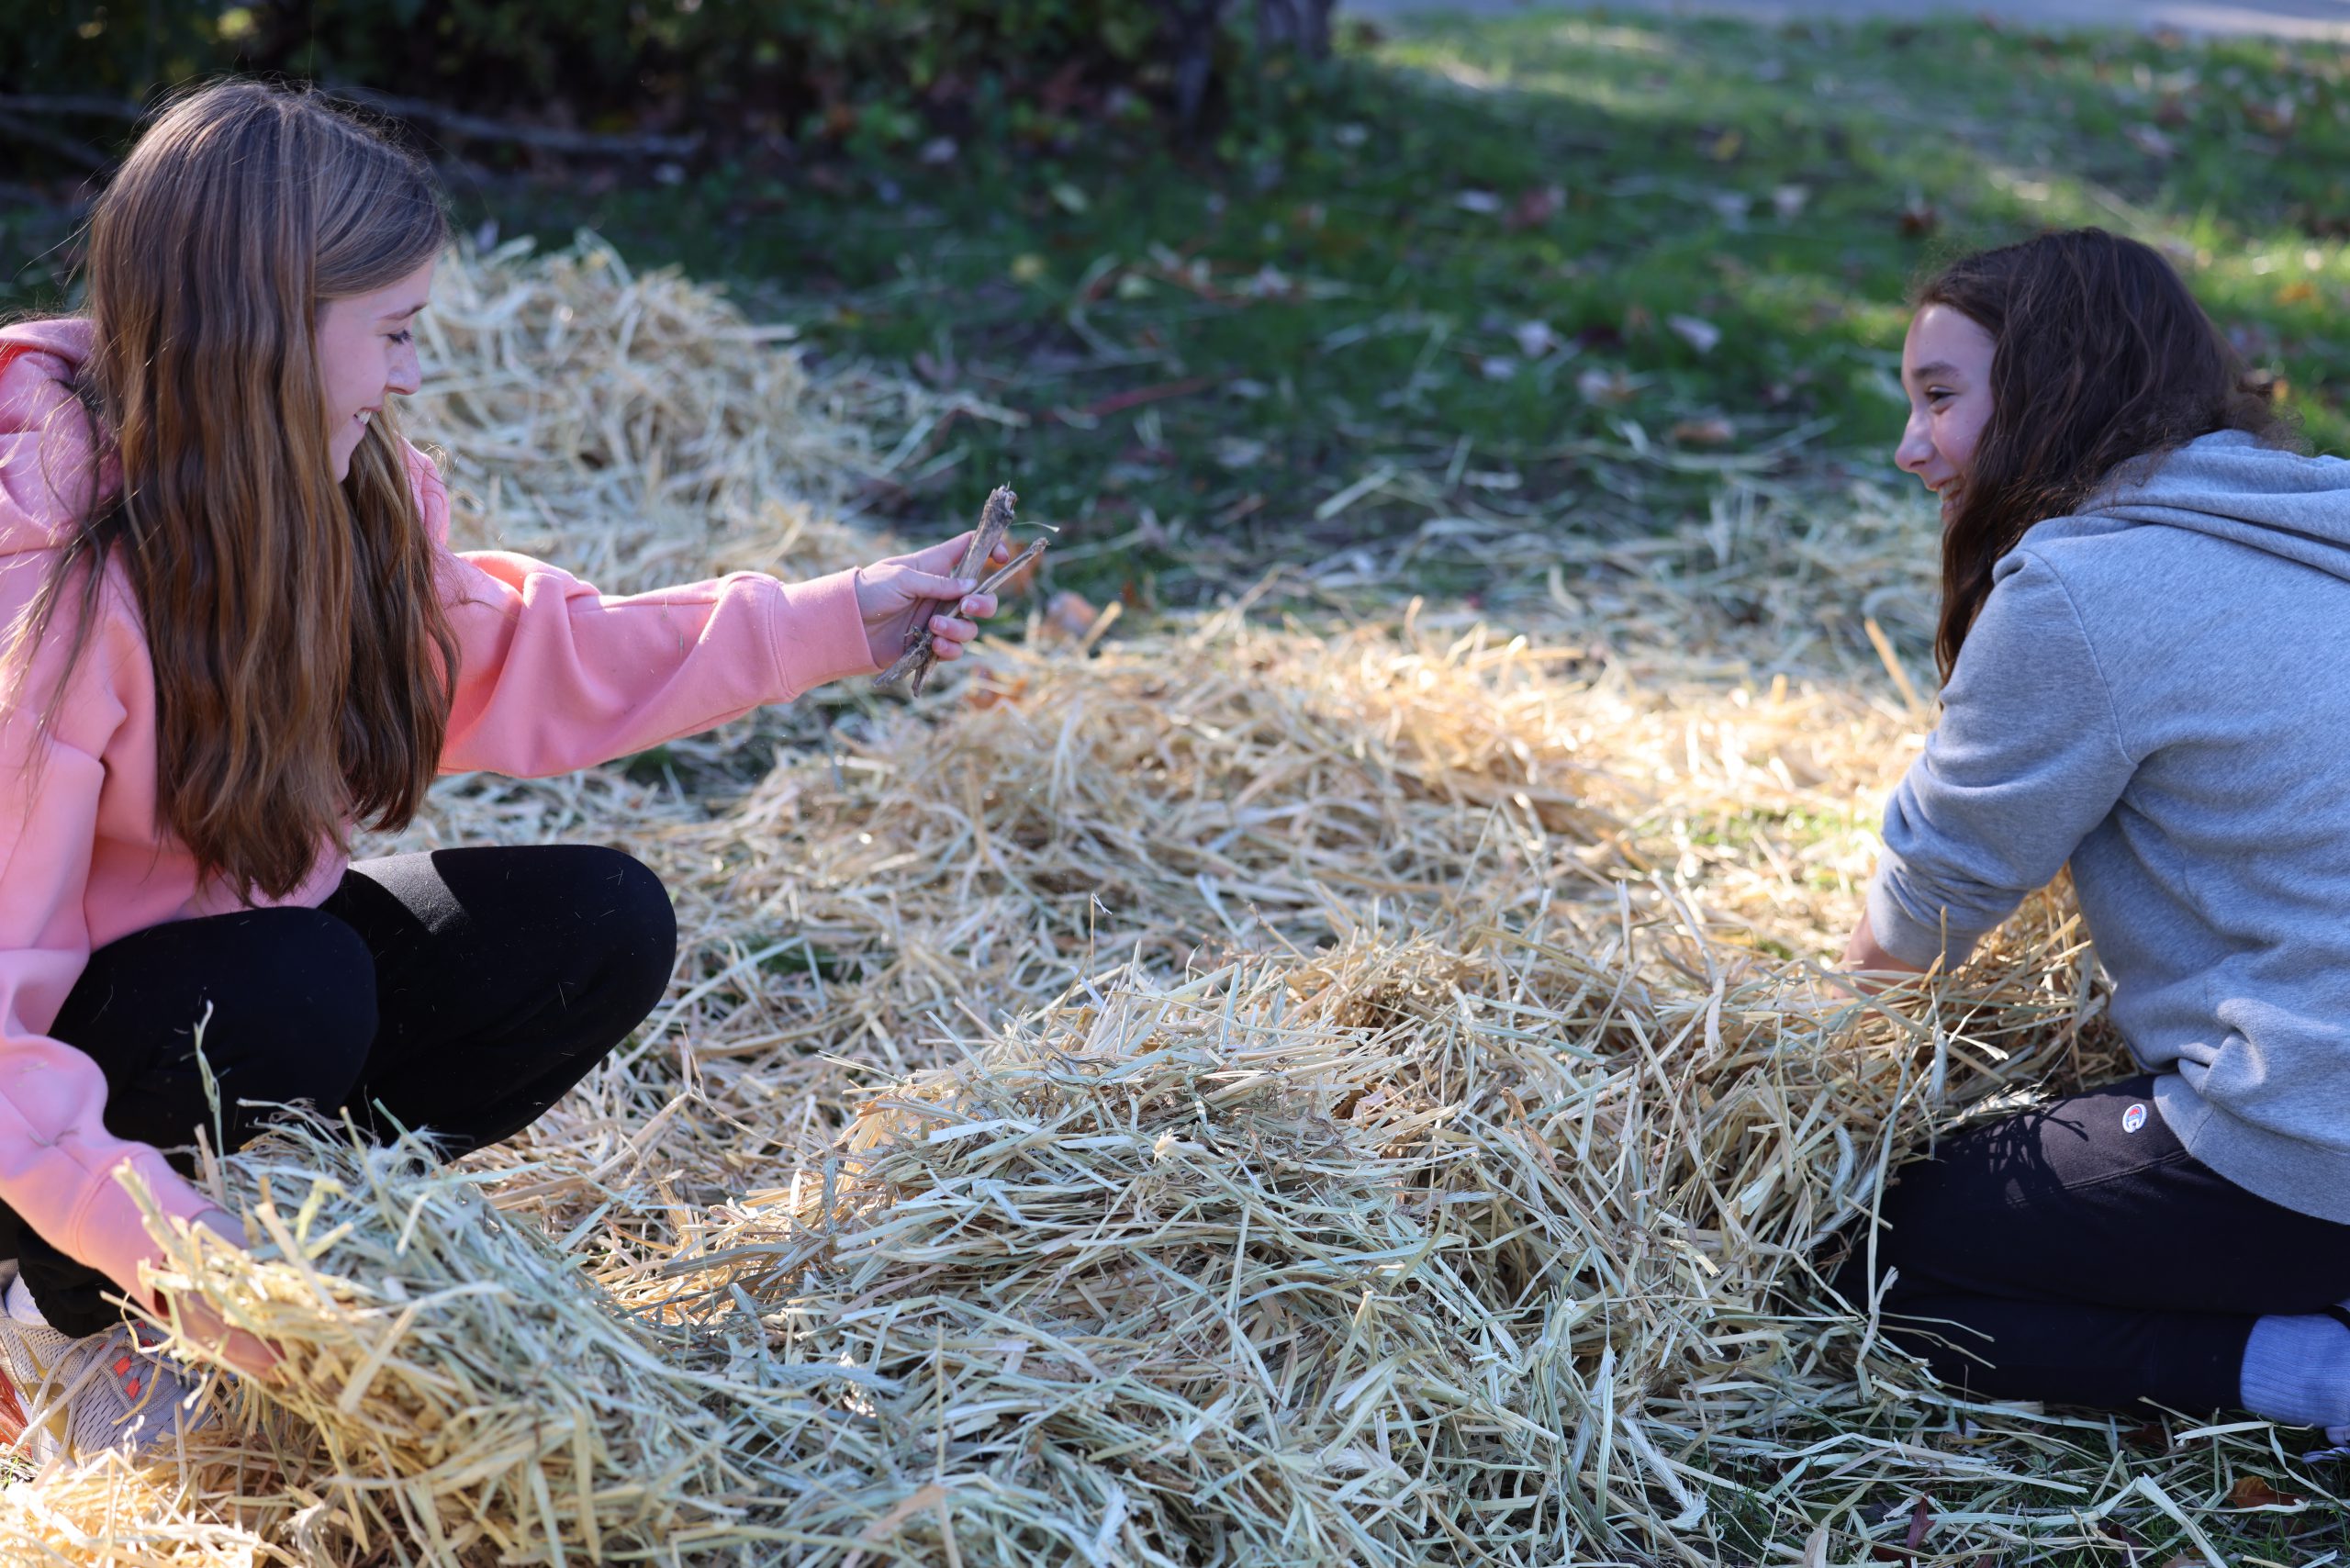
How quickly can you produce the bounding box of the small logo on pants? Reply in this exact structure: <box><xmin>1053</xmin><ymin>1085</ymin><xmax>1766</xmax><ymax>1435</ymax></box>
<box><xmin>2122</xmin><ymin>1103</ymin><xmax>2149</xmax><ymax>1134</ymax></box>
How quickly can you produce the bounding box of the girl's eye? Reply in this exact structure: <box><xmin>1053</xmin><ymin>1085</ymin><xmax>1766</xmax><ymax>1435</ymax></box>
<box><xmin>388</xmin><ymin>330</ymin><xmax>413</xmax><ymax>345</ymax></box>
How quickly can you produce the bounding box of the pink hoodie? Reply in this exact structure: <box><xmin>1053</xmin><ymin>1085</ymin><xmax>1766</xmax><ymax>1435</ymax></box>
<box><xmin>0</xmin><ymin>318</ymin><xmax>878</xmax><ymax>1312</ymax></box>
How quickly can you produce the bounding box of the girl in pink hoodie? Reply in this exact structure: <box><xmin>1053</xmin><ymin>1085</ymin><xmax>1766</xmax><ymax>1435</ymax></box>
<box><xmin>0</xmin><ymin>80</ymin><xmax>1007</xmax><ymax>1458</ymax></box>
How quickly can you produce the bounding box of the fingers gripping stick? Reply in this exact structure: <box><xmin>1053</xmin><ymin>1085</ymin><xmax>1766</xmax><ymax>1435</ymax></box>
<box><xmin>876</xmin><ymin>485</ymin><xmax>1046</xmax><ymax>696</ymax></box>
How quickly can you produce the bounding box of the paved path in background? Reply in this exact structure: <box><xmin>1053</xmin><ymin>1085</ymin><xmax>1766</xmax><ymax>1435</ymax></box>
<box><xmin>1347</xmin><ymin>0</ymin><xmax>2350</xmax><ymax>42</ymax></box>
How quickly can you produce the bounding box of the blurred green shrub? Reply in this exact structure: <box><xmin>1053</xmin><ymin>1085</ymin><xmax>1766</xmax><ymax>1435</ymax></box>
<box><xmin>4</xmin><ymin>0</ymin><xmax>1269</xmax><ymax>154</ymax></box>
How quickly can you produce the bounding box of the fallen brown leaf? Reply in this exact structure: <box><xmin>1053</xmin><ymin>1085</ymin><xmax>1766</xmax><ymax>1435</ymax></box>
<box><xmin>1672</xmin><ymin>417</ymin><xmax>1735</xmax><ymax>447</ymax></box>
<box><xmin>963</xmin><ymin>670</ymin><xmax>1029</xmax><ymax>711</ymax></box>
<box><xmin>1904</xmin><ymin>1494</ymin><xmax>1932</xmax><ymax>1551</ymax></box>
<box><xmin>1042</xmin><ymin>590</ymin><xmax>1100</xmax><ymax>643</ymax></box>
<box><xmin>1575</xmin><ymin>367</ymin><xmax>1637</xmax><ymax>406</ymax></box>
<box><xmin>2226</xmin><ymin>1473</ymin><xmax>2305</xmax><ymax>1509</ymax></box>
<box><xmin>1505</xmin><ymin>184</ymin><xmax>1565</xmax><ymax>230</ymax></box>
<box><xmin>2246</xmin><ymin>95</ymin><xmax>2298</xmax><ymax>139</ymax></box>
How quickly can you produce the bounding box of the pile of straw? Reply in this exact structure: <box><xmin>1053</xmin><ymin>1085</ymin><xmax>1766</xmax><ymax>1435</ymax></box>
<box><xmin>125</xmin><ymin>1122</ymin><xmax>809</xmax><ymax>1564</ymax></box>
<box><xmin>2</xmin><ymin>237</ymin><xmax>2331</xmax><ymax>1565</ymax></box>
<box><xmin>408</xmin><ymin>233</ymin><xmax>1005</xmax><ymax>594</ymax></box>
<box><xmin>668</xmin><ymin>907</ymin><xmax>2104</xmax><ymax>1567</ymax></box>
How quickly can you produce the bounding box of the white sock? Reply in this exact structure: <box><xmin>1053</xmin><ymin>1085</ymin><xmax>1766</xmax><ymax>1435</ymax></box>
<box><xmin>2240</xmin><ymin>1313</ymin><xmax>2350</xmax><ymax>1429</ymax></box>
<box><xmin>5</xmin><ymin>1273</ymin><xmax>47</xmax><ymax>1328</ymax></box>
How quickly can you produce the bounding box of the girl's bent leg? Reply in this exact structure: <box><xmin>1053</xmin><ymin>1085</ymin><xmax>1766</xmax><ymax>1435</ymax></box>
<box><xmin>1839</xmin><ymin>1075</ymin><xmax>2350</xmax><ymax>1413</ymax></box>
<box><xmin>322</xmin><ymin>846</ymin><xmax>677</xmax><ymax>1154</ymax></box>
<box><xmin>20</xmin><ymin>907</ymin><xmax>380</xmax><ymax>1334</ymax></box>
<box><xmin>1863</xmin><ymin>1291</ymin><xmax>2254</xmax><ymax>1412</ymax></box>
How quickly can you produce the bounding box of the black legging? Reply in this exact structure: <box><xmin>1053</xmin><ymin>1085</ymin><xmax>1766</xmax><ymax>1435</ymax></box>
<box><xmin>5</xmin><ymin>845</ymin><xmax>677</xmax><ymax>1336</ymax></box>
<box><xmin>1837</xmin><ymin>1074</ymin><xmax>2350</xmax><ymax>1414</ymax></box>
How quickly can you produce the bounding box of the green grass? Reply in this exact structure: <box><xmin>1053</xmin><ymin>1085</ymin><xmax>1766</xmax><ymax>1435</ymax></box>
<box><xmin>396</xmin><ymin>11</ymin><xmax>2350</xmax><ymax>609</ymax></box>
<box><xmin>14</xmin><ymin>13</ymin><xmax>2350</xmax><ymax>610</ymax></box>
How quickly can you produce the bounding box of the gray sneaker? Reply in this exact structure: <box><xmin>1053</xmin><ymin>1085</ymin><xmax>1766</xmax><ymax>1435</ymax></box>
<box><xmin>0</xmin><ymin>1267</ymin><xmax>216</xmax><ymax>1464</ymax></box>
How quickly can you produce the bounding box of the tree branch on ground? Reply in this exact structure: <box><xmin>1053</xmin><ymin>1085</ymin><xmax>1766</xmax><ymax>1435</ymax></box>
<box><xmin>326</xmin><ymin>87</ymin><xmax>705</xmax><ymax>160</ymax></box>
<box><xmin>0</xmin><ymin>110</ymin><xmax>109</xmax><ymax>172</ymax></box>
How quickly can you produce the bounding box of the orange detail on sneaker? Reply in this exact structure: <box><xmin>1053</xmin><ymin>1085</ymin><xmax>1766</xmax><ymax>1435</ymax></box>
<box><xmin>0</xmin><ymin>1368</ymin><xmax>26</xmax><ymax>1446</ymax></box>
<box><xmin>0</xmin><ymin>1294</ymin><xmax>218</xmax><ymax>1462</ymax></box>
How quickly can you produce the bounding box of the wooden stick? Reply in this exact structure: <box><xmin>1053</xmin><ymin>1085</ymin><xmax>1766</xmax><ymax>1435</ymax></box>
<box><xmin>979</xmin><ymin>538</ymin><xmax>1047</xmax><ymax>598</ymax></box>
<box><xmin>329</xmin><ymin>86</ymin><xmax>707</xmax><ymax>159</ymax></box>
<box><xmin>877</xmin><ymin>486</ymin><xmax>1020</xmax><ymax>696</ymax></box>
<box><xmin>0</xmin><ymin>95</ymin><xmax>149</xmax><ymax>120</ymax></box>
<box><xmin>0</xmin><ymin>110</ymin><xmax>109</xmax><ymax>172</ymax></box>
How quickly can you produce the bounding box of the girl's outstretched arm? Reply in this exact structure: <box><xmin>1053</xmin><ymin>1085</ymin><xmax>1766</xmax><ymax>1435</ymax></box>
<box><xmin>413</xmin><ymin>450</ymin><xmax>881</xmax><ymax>778</ymax></box>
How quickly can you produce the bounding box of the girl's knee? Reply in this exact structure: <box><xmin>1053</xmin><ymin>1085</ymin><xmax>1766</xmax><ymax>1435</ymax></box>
<box><xmin>609</xmin><ymin>848</ymin><xmax>677</xmax><ymax>954</ymax></box>
<box><xmin>571</xmin><ymin>846</ymin><xmax>677</xmax><ymax>1006</ymax></box>
<box><xmin>209</xmin><ymin>910</ymin><xmax>379</xmax><ymax>1113</ymax></box>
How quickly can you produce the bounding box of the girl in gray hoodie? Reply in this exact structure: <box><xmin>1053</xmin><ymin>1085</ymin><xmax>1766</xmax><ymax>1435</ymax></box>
<box><xmin>1837</xmin><ymin>228</ymin><xmax>2350</xmax><ymax>1443</ymax></box>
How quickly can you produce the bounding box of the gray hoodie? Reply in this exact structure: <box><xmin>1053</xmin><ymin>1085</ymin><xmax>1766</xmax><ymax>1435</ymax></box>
<box><xmin>1869</xmin><ymin>429</ymin><xmax>2350</xmax><ymax>1223</ymax></box>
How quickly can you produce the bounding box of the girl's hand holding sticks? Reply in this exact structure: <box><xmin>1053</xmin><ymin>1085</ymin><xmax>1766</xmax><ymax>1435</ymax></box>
<box><xmin>854</xmin><ymin>532</ymin><xmax>1012</xmax><ymax>673</ymax></box>
<box><xmin>865</xmin><ymin>487</ymin><xmax>1048</xmax><ymax>695</ymax></box>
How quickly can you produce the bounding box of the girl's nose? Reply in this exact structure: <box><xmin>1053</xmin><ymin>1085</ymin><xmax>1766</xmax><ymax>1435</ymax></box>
<box><xmin>1894</xmin><ymin>411</ymin><xmax>1934</xmax><ymax>475</ymax></box>
<box><xmin>387</xmin><ymin>341</ymin><xmax>422</xmax><ymax>398</ymax></box>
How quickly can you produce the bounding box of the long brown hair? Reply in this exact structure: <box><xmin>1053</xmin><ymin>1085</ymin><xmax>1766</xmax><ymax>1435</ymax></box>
<box><xmin>5</xmin><ymin>80</ymin><xmax>458</xmax><ymax>902</ymax></box>
<box><xmin>1919</xmin><ymin>228</ymin><xmax>2285</xmax><ymax>682</ymax></box>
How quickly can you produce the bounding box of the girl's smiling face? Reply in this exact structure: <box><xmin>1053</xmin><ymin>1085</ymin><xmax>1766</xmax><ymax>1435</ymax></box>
<box><xmin>1895</xmin><ymin>302</ymin><xmax>1998</xmax><ymax>523</ymax></box>
<box><xmin>314</xmin><ymin>257</ymin><xmax>434</xmax><ymax>482</ymax></box>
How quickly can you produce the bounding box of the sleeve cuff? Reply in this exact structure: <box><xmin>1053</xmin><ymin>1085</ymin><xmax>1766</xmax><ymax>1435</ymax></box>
<box><xmin>1865</xmin><ymin>856</ymin><xmax>1988</xmax><ymax>973</ymax></box>
<box><xmin>767</xmin><ymin>568</ymin><xmax>879</xmax><ymax>700</ymax></box>
<box><xmin>69</xmin><ymin>1150</ymin><xmax>218</xmax><ymax>1316</ymax></box>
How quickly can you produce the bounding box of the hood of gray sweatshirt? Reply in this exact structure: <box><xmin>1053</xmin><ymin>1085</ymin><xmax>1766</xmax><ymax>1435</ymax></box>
<box><xmin>1868</xmin><ymin>429</ymin><xmax>2350</xmax><ymax>1222</ymax></box>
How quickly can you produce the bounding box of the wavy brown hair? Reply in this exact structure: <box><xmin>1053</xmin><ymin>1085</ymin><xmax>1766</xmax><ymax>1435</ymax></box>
<box><xmin>1919</xmin><ymin>228</ymin><xmax>2286</xmax><ymax>682</ymax></box>
<box><xmin>6</xmin><ymin>80</ymin><xmax>458</xmax><ymax>900</ymax></box>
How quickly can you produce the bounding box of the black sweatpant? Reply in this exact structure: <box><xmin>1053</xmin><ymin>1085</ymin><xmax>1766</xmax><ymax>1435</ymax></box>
<box><xmin>1837</xmin><ymin>1075</ymin><xmax>2350</xmax><ymax>1414</ymax></box>
<box><xmin>4</xmin><ymin>845</ymin><xmax>677</xmax><ymax>1336</ymax></box>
